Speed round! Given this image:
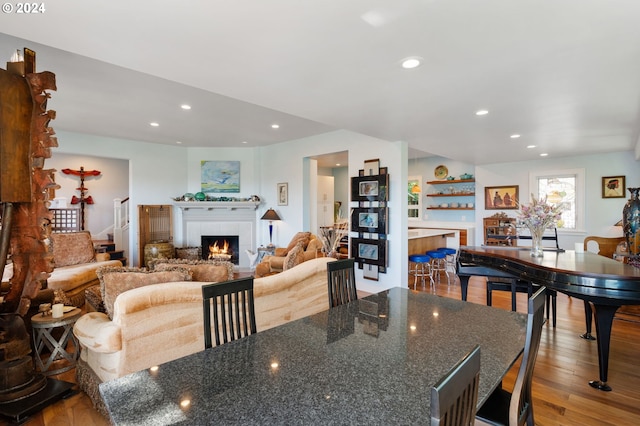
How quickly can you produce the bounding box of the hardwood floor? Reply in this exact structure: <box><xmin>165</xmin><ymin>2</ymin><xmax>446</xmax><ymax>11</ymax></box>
<box><xmin>8</xmin><ymin>276</ymin><xmax>640</xmax><ymax>425</ymax></box>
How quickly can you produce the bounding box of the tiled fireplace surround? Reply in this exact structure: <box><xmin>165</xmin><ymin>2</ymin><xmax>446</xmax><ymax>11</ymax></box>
<box><xmin>179</xmin><ymin>206</ymin><xmax>256</xmax><ymax>269</ymax></box>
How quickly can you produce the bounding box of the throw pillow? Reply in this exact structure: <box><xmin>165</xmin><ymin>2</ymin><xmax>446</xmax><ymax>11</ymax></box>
<box><xmin>50</xmin><ymin>231</ymin><xmax>95</xmax><ymax>267</ymax></box>
<box><xmin>283</xmin><ymin>242</ymin><xmax>305</xmax><ymax>271</ymax></box>
<box><xmin>151</xmin><ymin>259</ymin><xmax>234</xmax><ymax>282</ymax></box>
<box><xmin>285</xmin><ymin>232</ymin><xmax>311</xmax><ymax>254</ymax></box>
<box><xmin>97</xmin><ymin>266</ymin><xmax>192</xmax><ymax>319</ymax></box>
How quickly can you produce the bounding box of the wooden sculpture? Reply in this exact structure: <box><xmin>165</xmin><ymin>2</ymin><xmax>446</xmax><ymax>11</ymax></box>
<box><xmin>62</xmin><ymin>166</ymin><xmax>100</xmax><ymax>230</ymax></box>
<box><xmin>0</xmin><ymin>50</ymin><xmax>62</xmax><ymax>408</ymax></box>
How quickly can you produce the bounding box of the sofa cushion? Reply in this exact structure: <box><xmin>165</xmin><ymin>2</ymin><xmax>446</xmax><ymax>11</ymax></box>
<box><xmin>285</xmin><ymin>232</ymin><xmax>312</xmax><ymax>254</ymax></box>
<box><xmin>150</xmin><ymin>259</ymin><xmax>234</xmax><ymax>282</ymax></box>
<box><xmin>97</xmin><ymin>266</ymin><xmax>192</xmax><ymax>319</ymax></box>
<box><xmin>283</xmin><ymin>242</ymin><xmax>305</xmax><ymax>271</ymax></box>
<box><xmin>50</xmin><ymin>231</ymin><xmax>96</xmax><ymax>267</ymax></box>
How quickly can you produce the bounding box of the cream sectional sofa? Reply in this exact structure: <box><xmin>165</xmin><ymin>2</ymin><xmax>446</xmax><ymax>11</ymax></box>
<box><xmin>73</xmin><ymin>256</ymin><xmax>336</xmax><ymax>416</ymax></box>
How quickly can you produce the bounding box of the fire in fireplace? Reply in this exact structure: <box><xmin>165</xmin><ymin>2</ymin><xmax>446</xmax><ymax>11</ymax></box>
<box><xmin>201</xmin><ymin>235</ymin><xmax>239</xmax><ymax>265</ymax></box>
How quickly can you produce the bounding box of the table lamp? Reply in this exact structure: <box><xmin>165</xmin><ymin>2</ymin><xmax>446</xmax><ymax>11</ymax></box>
<box><xmin>261</xmin><ymin>208</ymin><xmax>281</xmax><ymax>247</ymax></box>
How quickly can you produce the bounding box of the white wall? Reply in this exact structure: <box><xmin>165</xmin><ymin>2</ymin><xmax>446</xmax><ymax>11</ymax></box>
<box><xmin>55</xmin><ymin>130</ymin><xmax>188</xmax><ymax>266</ymax></box>
<box><xmin>46</xmin><ymin>153</ymin><xmax>128</xmax><ymax>238</ymax></box>
<box><xmin>258</xmin><ymin>130</ymin><xmax>407</xmax><ymax>294</ymax></box>
<box><xmin>475</xmin><ymin>151</ymin><xmax>640</xmax><ymax>249</ymax></box>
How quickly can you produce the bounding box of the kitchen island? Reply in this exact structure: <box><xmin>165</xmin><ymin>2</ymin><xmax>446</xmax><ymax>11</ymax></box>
<box><xmin>408</xmin><ymin>228</ymin><xmax>459</xmax><ymax>255</ymax></box>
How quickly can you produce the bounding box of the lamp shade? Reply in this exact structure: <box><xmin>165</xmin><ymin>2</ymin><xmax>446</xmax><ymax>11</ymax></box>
<box><xmin>261</xmin><ymin>208</ymin><xmax>281</xmax><ymax>221</ymax></box>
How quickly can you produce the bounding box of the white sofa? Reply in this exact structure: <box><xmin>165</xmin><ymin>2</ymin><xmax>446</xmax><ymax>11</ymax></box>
<box><xmin>73</xmin><ymin>256</ymin><xmax>336</xmax><ymax>415</ymax></box>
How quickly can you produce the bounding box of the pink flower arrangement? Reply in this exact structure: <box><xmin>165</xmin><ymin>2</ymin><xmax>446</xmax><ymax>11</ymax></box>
<box><xmin>517</xmin><ymin>195</ymin><xmax>564</xmax><ymax>230</ymax></box>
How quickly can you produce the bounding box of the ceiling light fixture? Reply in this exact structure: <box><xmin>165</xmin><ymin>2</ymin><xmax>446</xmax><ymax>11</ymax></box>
<box><xmin>271</xmin><ymin>124</ymin><xmax>280</xmax><ymax>129</ymax></box>
<box><xmin>510</xmin><ymin>134</ymin><xmax>521</xmax><ymax>139</ymax></box>
<box><xmin>401</xmin><ymin>57</ymin><xmax>422</xmax><ymax>69</ymax></box>
<box><xmin>475</xmin><ymin>110</ymin><xmax>489</xmax><ymax>116</ymax></box>
<box><xmin>540</xmin><ymin>153</ymin><xmax>549</xmax><ymax>157</ymax></box>
<box><xmin>181</xmin><ymin>104</ymin><xmax>191</xmax><ymax>110</ymax></box>
<box><xmin>176</xmin><ymin>141</ymin><xmax>182</xmax><ymax>145</ymax></box>
<box><xmin>150</xmin><ymin>122</ymin><xmax>159</xmax><ymax>127</ymax></box>
<box><xmin>526</xmin><ymin>145</ymin><xmax>536</xmax><ymax>149</ymax></box>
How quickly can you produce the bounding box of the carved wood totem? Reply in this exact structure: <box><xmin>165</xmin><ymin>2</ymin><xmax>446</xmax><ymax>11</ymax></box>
<box><xmin>0</xmin><ymin>65</ymin><xmax>59</xmax><ymax>316</ymax></box>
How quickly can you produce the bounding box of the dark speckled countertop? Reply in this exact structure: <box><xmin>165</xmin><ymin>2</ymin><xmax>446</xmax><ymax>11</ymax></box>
<box><xmin>100</xmin><ymin>287</ymin><xmax>526</xmax><ymax>425</ymax></box>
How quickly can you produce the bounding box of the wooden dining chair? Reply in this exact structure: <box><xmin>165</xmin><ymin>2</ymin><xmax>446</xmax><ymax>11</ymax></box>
<box><xmin>475</xmin><ymin>286</ymin><xmax>546</xmax><ymax>426</ymax></box>
<box><xmin>327</xmin><ymin>258</ymin><xmax>357</xmax><ymax>308</ymax></box>
<box><xmin>202</xmin><ymin>277</ymin><xmax>256</xmax><ymax>348</ymax></box>
<box><xmin>430</xmin><ymin>345</ymin><xmax>481</xmax><ymax>426</ymax></box>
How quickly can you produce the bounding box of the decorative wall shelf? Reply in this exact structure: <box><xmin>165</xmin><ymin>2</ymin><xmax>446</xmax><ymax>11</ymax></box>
<box><xmin>426</xmin><ymin>193</ymin><xmax>475</xmax><ymax>197</ymax></box>
<box><xmin>173</xmin><ymin>201</ymin><xmax>261</xmax><ymax>211</ymax></box>
<box><xmin>426</xmin><ymin>179</ymin><xmax>475</xmax><ymax>184</ymax></box>
<box><xmin>426</xmin><ymin>178</ymin><xmax>475</xmax><ymax>210</ymax></box>
<box><xmin>427</xmin><ymin>207</ymin><xmax>475</xmax><ymax>210</ymax></box>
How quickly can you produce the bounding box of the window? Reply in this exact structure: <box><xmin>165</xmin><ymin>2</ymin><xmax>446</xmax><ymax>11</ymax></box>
<box><xmin>529</xmin><ymin>168</ymin><xmax>585</xmax><ymax>232</ymax></box>
<box><xmin>408</xmin><ymin>176</ymin><xmax>422</xmax><ymax>220</ymax></box>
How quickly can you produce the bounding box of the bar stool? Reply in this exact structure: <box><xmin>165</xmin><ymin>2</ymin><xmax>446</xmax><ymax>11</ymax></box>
<box><xmin>437</xmin><ymin>247</ymin><xmax>457</xmax><ymax>284</ymax></box>
<box><xmin>426</xmin><ymin>250</ymin><xmax>448</xmax><ymax>284</ymax></box>
<box><xmin>409</xmin><ymin>254</ymin><xmax>433</xmax><ymax>290</ymax></box>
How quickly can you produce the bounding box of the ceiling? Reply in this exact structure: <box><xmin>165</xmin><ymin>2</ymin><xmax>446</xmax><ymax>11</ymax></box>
<box><xmin>2</xmin><ymin>0</ymin><xmax>640</xmax><ymax>166</ymax></box>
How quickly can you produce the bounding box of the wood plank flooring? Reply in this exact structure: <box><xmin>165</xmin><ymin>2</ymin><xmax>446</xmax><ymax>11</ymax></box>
<box><xmin>7</xmin><ymin>276</ymin><xmax>640</xmax><ymax>425</ymax></box>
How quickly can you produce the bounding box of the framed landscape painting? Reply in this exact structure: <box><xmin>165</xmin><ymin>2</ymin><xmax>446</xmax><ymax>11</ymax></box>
<box><xmin>201</xmin><ymin>161</ymin><xmax>240</xmax><ymax>193</ymax></box>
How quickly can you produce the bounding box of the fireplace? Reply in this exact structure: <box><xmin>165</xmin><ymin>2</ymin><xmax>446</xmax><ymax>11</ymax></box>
<box><xmin>201</xmin><ymin>235</ymin><xmax>239</xmax><ymax>265</ymax></box>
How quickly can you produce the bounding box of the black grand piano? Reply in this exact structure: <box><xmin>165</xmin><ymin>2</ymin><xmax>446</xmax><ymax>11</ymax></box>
<box><xmin>457</xmin><ymin>246</ymin><xmax>640</xmax><ymax>391</ymax></box>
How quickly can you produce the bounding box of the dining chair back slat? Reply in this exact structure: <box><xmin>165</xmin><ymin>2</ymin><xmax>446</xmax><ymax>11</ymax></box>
<box><xmin>430</xmin><ymin>345</ymin><xmax>481</xmax><ymax>426</ymax></box>
<box><xmin>202</xmin><ymin>277</ymin><xmax>256</xmax><ymax>348</ymax></box>
<box><xmin>327</xmin><ymin>258</ymin><xmax>357</xmax><ymax>308</ymax></box>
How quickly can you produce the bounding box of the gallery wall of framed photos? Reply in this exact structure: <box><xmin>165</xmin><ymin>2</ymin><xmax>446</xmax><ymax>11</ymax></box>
<box><xmin>350</xmin><ymin>159</ymin><xmax>389</xmax><ymax>281</ymax></box>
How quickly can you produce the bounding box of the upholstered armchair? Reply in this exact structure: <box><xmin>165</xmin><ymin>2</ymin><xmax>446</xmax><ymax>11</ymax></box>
<box><xmin>255</xmin><ymin>232</ymin><xmax>323</xmax><ymax>277</ymax></box>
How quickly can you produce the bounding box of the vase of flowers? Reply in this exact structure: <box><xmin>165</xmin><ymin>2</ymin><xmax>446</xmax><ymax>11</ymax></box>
<box><xmin>518</xmin><ymin>195</ymin><xmax>564</xmax><ymax>257</ymax></box>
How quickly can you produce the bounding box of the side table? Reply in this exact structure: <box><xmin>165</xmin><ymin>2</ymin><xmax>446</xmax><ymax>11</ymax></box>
<box><xmin>31</xmin><ymin>308</ymin><xmax>82</xmax><ymax>375</ymax></box>
<box><xmin>257</xmin><ymin>246</ymin><xmax>275</xmax><ymax>263</ymax></box>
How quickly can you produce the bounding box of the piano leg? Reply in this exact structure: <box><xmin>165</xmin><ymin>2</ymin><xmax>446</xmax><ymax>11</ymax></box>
<box><xmin>580</xmin><ymin>301</ymin><xmax>596</xmax><ymax>340</ymax></box>
<box><xmin>458</xmin><ymin>275</ymin><xmax>470</xmax><ymax>301</ymax></box>
<box><xmin>588</xmin><ymin>303</ymin><xmax>619</xmax><ymax>391</ymax></box>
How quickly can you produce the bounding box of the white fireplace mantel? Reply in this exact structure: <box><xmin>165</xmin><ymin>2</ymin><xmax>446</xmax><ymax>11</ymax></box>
<box><xmin>175</xmin><ymin>201</ymin><xmax>261</xmax><ymax>269</ymax></box>
<box><xmin>173</xmin><ymin>201</ymin><xmax>261</xmax><ymax>211</ymax></box>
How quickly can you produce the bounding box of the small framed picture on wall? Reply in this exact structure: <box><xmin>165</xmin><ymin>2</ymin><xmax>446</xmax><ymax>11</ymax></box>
<box><xmin>602</xmin><ymin>176</ymin><xmax>625</xmax><ymax>198</ymax></box>
<box><xmin>277</xmin><ymin>183</ymin><xmax>288</xmax><ymax>205</ymax></box>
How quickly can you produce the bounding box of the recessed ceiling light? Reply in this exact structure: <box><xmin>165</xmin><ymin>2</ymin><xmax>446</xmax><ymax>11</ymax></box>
<box><xmin>510</xmin><ymin>134</ymin><xmax>521</xmax><ymax>139</ymax></box>
<box><xmin>271</xmin><ymin>124</ymin><xmax>280</xmax><ymax>129</ymax></box>
<box><xmin>401</xmin><ymin>57</ymin><xmax>422</xmax><ymax>69</ymax></box>
<box><xmin>150</xmin><ymin>122</ymin><xmax>159</xmax><ymax>127</ymax></box>
<box><xmin>176</xmin><ymin>141</ymin><xmax>182</xmax><ymax>144</ymax></box>
<box><xmin>181</xmin><ymin>104</ymin><xmax>191</xmax><ymax>110</ymax></box>
<box><xmin>242</xmin><ymin>141</ymin><xmax>248</xmax><ymax>144</ymax></box>
<box><xmin>475</xmin><ymin>110</ymin><xmax>489</xmax><ymax>116</ymax></box>
<box><xmin>526</xmin><ymin>145</ymin><xmax>536</xmax><ymax>149</ymax></box>
<box><xmin>540</xmin><ymin>153</ymin><xmax>548</xmax><ymax>157</ymax></box>
<box><xmin>335</xmin><ymin>163</ymin><xmax>341</xmax><ymax>167</ymax></box>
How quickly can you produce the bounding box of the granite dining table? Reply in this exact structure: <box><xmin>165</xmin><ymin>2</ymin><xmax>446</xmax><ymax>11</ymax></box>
<box><xmin>99</xmin><ymin>287</ymin><xmax>527</xmax><ymax>425</ymax></box>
